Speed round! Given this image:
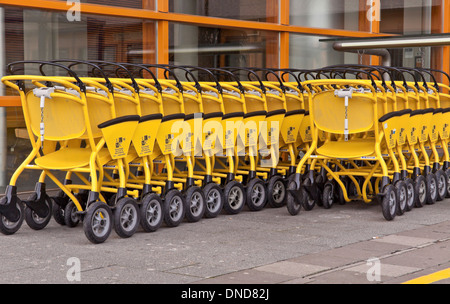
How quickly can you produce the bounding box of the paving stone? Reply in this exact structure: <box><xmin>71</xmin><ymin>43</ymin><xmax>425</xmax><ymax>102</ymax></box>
<box><xmin>380</xmin><ymin>245</ymin><xmax>450</xmax><ymax>269</ymax></box>
<box><xmin>307</xmin><ymin>270</ymin><xmax>377</xmax><ymax>284</ymax></box>
<box><xmin>317</xmin><ymin>246</ymin><xmax>379</xmax><ymax>261</ymax></box>
<box><xmin>254</xmin><ymin>261</ymin><xmax>328</xmax><ymax>278</ymax></box>
<box><xmin>372</xmin><ymin>235</ymin><xmax>434</xmax><ymax>247</ymax></box>
<box><xmin>194</xmin><ymin>269</ymin><xmax>296</xmax><ymax>284</ymax></box>
<box><xmin>344</xmin><ymin>262</ymin><xmax>421</xmax><ymax>278</ymax></box>
<box><xmin>289</xmin><ymin>253</ymin><xmax>356</xmax><ymax>269</ymax></box>
<box><xmin>281</xmin><ymin>277</ymin><xmax>314</xmax><ymax>284</ymax></box>
<box><xmin>396</xmin><ymin>226</ymin><xmax>450</xmax><ymax>240</ymax></box>
<box><xmin>341</xmin><ymin>240</ymin><xmax>410</xmax><ymax>255</ymax></box>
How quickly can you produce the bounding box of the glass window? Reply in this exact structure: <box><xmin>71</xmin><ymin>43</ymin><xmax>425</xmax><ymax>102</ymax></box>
<box><xmin>169</xmin><ymin>0</ymin><xmax>278</xmax><ymax>23</ymax></box>
<box><xmin>55</xmin><ymin>0</ymin><xmax>147</xmax><ymax>9</ymax></box>
<box><xmin>169</xmin><ymin>23</ymin><xmax>279</xmax><ymax>73</ymax></box>
<box><xmin>0</xmin><ymin>7</ymin><xmax>155</xmax><ymax>192</ymax></box>
<box><xmin>289</xmin><ymin>34</ymin><xmax>358</xmax><ymax>70</ymax></box>
<box><xmin>290</xmin><ymin>0</ymin><xmax>360</xmax><ymax>31</ymax></box>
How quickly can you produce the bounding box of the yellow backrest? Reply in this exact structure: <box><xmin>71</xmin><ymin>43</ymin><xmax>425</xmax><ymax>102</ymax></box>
<box><xmin>312</xmin><ymin>90</ymin><xmax>375</xmax><ymax>135</ymax></box>
<box><xmin>26</xmin><ymin>90</ymin><xmax>86</xmax><ymax>141</ymax></box>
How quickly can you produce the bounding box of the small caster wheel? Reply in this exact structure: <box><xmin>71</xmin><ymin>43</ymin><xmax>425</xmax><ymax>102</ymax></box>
<box><xmin>403</xmin><ymin>178</ymin><xmax>415</xmax><ymax>212</ymax></box>
<box><xmin>301</xmin><ymin>178</ymin><xmax>315</xmax><ymax>211</ymax></box>
<box><xmin>322</xmin><ymin>181</ymin><xmax>335</xmax><ymax>209</ymax></box>
<box><xmin>435</xmin><ymin>169</ymin><xmax>447</xmax><ymax>201</ymax></box>
<box><xmin>203</xmin><ymin>183</ymin><xmax>224</xmax><ymax>218</ymax></box>
<box><xmin>24</xmin><ymin>193</ymin><xmax>53</xmax><ymax>230</ymax></box>
<box><xmin>163</xmin><ymin>189</ymin><xmax>185</xmax><ymax>227</ymax></box>
<box><xmin>0</xmin><ymin>198</ymin><xmax>24</xmax><ymax>235</ymax></box>
<box><xmin>337</xmin><ymin>177</ymin><xmax>350</xmax><ymax>205</ymax></box>
<box><xmin>223</xmin><ymin>181</ymin><xmax>245</xmax><ymax>214</ymax></box>
<box><xmin>83</xmin><ymin>201</ymin><xmax>113</xmax><ymax>244</ymax></box>
<box><xmin>286</xmin><ymin>180</ymin><xmax>301</xmax><ymax>216</ymax></box>
<box><xmin>140</xmin><ymin>193</ymin><xmax>163</xmax><ymax>232</ymax></box>
<box><xmin>414</xmin><ymin>175</ymin><xmax>427</xmax><ymax>208</ymax></box>
<box><xmin>50</xmin><ymin>193</ymin><xmax>68</xmax><ymax>226</ymax></box>
<box><xmin>64</xmin><ymin>199</ymin><xmax>80</xmax><ymax>228</ymax></box>
<box><xmin>267</xmin><ymin>175</ymin><xmax>286</xmax><ymax>208</ymax></box>
<box><xmin>445</xmin><ymin>168</ymin><xmax>450</xmax><ymax>198</ymax></box>
<box><xmin>426</xmin><ymin>173</ymin><xmax>437</xmax><ymax>205</ymax></box>
<box><xmin>114</xmin><ymin>197</ymin><xmax>140</xmax><ymax>238</ymax></box>
<box><xmin>184</xmin><ymin>186</ymin><xmax>206</xmax><ymax>223</ymax></box>
<box><xmin>52</xmin><ymin>199</ymin><xmax>66</xmax><ymax>226</ymax></box>
<box><xmin>246</xmin><ymin>178</ymin><xmax>267</xmax><ymax>211</ymax></box>
<box><xmin>381</xmin><ymin>184</ymin><xmax>397</xmax><ymax>221</ymax></box>
<box><xmin>394</xmin><ymin>180</ymin><xmax>407</xmax><ymax>216</ymax></box>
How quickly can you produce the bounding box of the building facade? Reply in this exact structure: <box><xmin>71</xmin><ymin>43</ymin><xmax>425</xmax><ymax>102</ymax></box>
<box><xmin>0</xmin><ymin>0</ymin><xmax>448</xmax><ymax>191</ymax></box>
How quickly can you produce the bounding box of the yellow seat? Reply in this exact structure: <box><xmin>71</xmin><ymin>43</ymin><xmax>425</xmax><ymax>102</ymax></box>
<box><xmin>34</xmin><ymin>147</ymin><xmax>111</xmax><ymax>170</ymax></box>
<box><xmin>316</xmin><ymin>139</ymin><xmax>375</xmax><ymax>159</ymax></box>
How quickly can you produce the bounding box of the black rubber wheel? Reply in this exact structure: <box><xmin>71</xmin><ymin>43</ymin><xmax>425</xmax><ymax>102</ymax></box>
<box><xmin>163</xmin><ymin>189</ymin><xmax>185</xmax><ymax>227</ymax></box>
<box><xmin>322</xmin><ymin>181</ymin><xmax>335</xmax><ymax>209</ymax></box>
<box><xmin>223</xmin><ymin>181</ymin><xmax>245</xmax><ymax>214</ymax></box>
<box><xmin>414</xmin><ymin>175</ymin><xmax>427</xmax><ymax>208</ymax></box>
<box><xmin>435</xmin><ymin>169</ymin><xmax>447</xmax><ymax>201</ymax></box>
<box><xmin>203</xmin><ymin>183</ymin><xmax>224</xmax><ymax>218</ymax></box>
<box><xmin>404</xmin><ymin>178</ymin><xmax>415</xmax><ymax>212</ymax></box>
<box><xmin>83</xmin><ymin>202</ymin><xmax>113</xmax><ymax>244</ymax></box>
<box><xmin>426</xmin><ymin>173</ymin><xmax>437</xmax><ymax>205</ymax></box>
<box><xmin>267</xmin><ymin>175</ymin><xmax>286</xmax><ymax>208</ymax></box>
<box><xmin>51</xmin><ymin>198</ymin><xmax>66</xmax><ymax>226</ymax></box>
<box><xmin>394</xmin><ymin>180</ymin><xmax>407</xmax><ymax>216</ymax></box>
<box><xmin>445</xmin><ymin>168</ymin><xmax>450</xmax><ymax>198</ymax></box>
<box><xmin>184</xmin><ymin>186</ymin><xmax>206</xmax><ymax>222</ymax></box>
<box><xmin>64</xmin><ymin>199</ymin><xmax>80</xmax><ymax>227</ymax></box>
<box><xmin>0</xmin><ymin>197</ymin><xmax>24</xmax><ymax>235</ymax></box>
<box><xmin>381</xmin><ymin>184</ymin><xmax>397</xmax><ymax>221</ymax></box>
<box><xmin>337</xmin><ymin>177</ymin><xmax>349</xmax><ymax>205</ymax></box>
<box><xmin>24</xmin><ymin>194</ymin><xmax>53</xmax><ymax>230</ymax></box>
<box><xmin>114</xmin><ymin>197</ymin><xmax>140</xmax><ymax>238</ymax></box>
<box><xmin>314</xmin><ymin>174</ymin><xmax>325</xmax><ymax>207</ymax></box>
<box><xmin>286</xmin><ymin>180</ymin><xmax>301</xmax><ymax>216</ymax></box>
<box><xmin>301</xmin><ymin>178</ymin><xmax>315</xmax><ymax>211</ymax></box>
<box><xmin>140</xmin><ymin>193</ymin><xmax>163</xmax><ymax>232</ymax></box>
<box><xmin>50</xmin><ymin>194</ymin><xmax>68</xmax><ymax>226</ymax></box>
<box><xmin>246</xmin><ymin>178</ymin><xmax>267</xmax><ymax>211</ymax></box>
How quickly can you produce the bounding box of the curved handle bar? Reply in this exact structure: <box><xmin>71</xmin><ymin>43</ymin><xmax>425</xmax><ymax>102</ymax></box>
<box><xmin>208</xmin><ymin>67</ymin><xmax>245</xmax><ymax>94</ymax></box>
<box><xmin>47</xmin><ymin>59</ymin><xmax>114</xmax><ymax>93</ymax></box>
<box><xmin>180</xmin><ymin>65</ymin><xmax>223</xmax><ymax>94</ymax></box>
<box><xmin>157</xmin><ymin>64</ymin><xmax>203</xmax><ymax>93</ymax></box>
<box><xmin>116</xmin><ymin>63</ymin><xmax>162</xmax><ymax>93</ymax></box>
<box><xmin>141</xmin><ymin>64</ymin><xmax>184</xmax><ymax>93</ymax></box>
<box><xmin>82</xmin><ymin>60</ymin><xmax>139</xmax><ymax>94</ymax></box>
<box><xmin>7</xmin><ymin>60</ymin><xmax>86</xmax><ymax>92</ymax></box>
<box><xmin>220</xmin><ymin>67</ymin><xmax>266</xmax><ymax>94</ymax></box>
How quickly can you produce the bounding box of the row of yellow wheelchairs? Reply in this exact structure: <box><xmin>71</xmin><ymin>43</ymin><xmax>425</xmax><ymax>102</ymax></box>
<box><xmin>0</xmin><ymin>61</ymin><xmax>449</xmax><ymax>243</ymax></box>
<box><xmin>284</xmin><ymin>64</ymin><xmax>450</xmax><ymax>223</ymax></box>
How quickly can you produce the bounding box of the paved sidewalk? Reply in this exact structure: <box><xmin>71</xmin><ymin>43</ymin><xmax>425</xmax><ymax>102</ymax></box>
<box><xmin>1</xmin><ymin>194</ymin><xmax>450</xmax><ymax>284</ymax></box>
<box><xmin>195</xmin><ymin>220</ymin><xmax>450</xmax><ymax>284</ymax></box>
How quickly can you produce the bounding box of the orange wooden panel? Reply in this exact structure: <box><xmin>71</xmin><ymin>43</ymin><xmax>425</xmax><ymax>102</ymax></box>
<box><xmin>279</xmin><ymin>0</ymin><xmax>289</xmax><ymax>69</ymax></box>
<box><xmin>0</xmin><ymin>96</ymin><xmax>21</xmax><ymax>107</ymax></box>
<box><xmin>0</xmin><ymin>0</ymin><xmax>394</xmax><ymax>38</ymax></box>
<box><xmin>443</xmin><ymin>0</ymin><xmax>450</xmax><ymax>86</ymax></box>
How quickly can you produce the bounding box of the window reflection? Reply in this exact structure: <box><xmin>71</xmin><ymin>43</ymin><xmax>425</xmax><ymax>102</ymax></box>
<box><xmin>1</xmin><ymin>8</ymin><xmax>154</xmax><ymax>191</ymax></box>
<box><xmin>169</xmin><ymin>0</ymin><xmax>278</xmax><ymax>23</ymax></box>
<box><xmin>170</xmin><ymin>23</ymin><xmax>279</xmax><ymax>72</ymax></box>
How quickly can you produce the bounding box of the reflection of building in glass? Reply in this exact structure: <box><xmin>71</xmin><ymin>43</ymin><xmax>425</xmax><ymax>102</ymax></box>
<box><xmin>0</xmin><ymin>0</ymin><xmax>448</xmax><ymax>192</ymax></box>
